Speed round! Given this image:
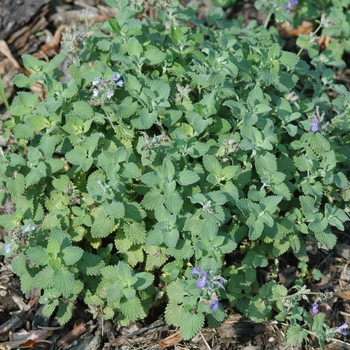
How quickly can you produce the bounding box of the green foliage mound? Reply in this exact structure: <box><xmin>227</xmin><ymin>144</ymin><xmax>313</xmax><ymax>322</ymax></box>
<box><xmin>0</xmin><ymin>0</ymin><xmax>349</xmax><ymax>346</ymax></box>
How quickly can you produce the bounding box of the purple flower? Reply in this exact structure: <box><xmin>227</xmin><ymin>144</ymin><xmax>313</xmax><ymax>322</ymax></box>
<box><xmin>113</xmin><ymin>73</ymin><xmax>124</xmax><ymax>87</ymax></box>
<box><xmin>107</xmin><ymin>90</ymin><xmax>114</xmax><ymax>99</ymax></box>
<box><xmin>192</xmin><ymin>266</ymin><xmax>206</xmax><ymax>276</ymax></box>
<box><xmin>5</xmin><ymin>241</ymin><xmax>13</xmax><ymax>254</ymax></box>
<box><xmin>113</xmin><ymin>74</ymin><xmax>121</xmax><ymax>81</ymax></box>
<box><xmin>192</xmin><ymin>266</ymin><xmax>208</xmax><ymax>288</ymax></box>
<box><xmin>210</xmin><ymin>294</ymin><xmax>219</xmax><ymax>310</ymax></box>
<box><xmin>310</xmin><ymin>119</ymin><xmax>319</xmax><ymax>132</ymax></box>
<box><xmin>23</xmin><ymin>224</ymin><xmax>35</xmax><ymax>232</ymax></box>
<box><xmin>337</xmin><ymin>323</ymin><xmax>348</xmax><ymax>336</ymax></box>
<box><xmin>92</xmin><ymin>88</ymin><xmax>99</xmax><ymax>97</ymax></box>
<box><xmin>283</xmin><ymin>0</ymin><xmax>298</xmax><ymax>13</ymax></box>
<box><xmin>311</xmin><ymin>301</ymin><xmax>319</xmax><ymax>315</ymax></box>
<box><xmin>92</xmin><ymin>77</ymin><xmax>101</xmax><ymax>86</ymax></box>
<box><xmin>196</xmin><ymin>275</ymin><xmax>207</xmax><ymax>289</ymax></box>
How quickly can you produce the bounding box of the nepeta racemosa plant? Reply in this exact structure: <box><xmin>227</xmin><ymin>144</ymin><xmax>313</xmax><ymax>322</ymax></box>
<box><xmin>0</xmin><ymin>0</ymin><xmax>349</xmax><ymax>344</ymax></box>
<box><xmin>165</xmin><ymin>266</ymin><xmax>227</xmax><ymax>340</ymax></box>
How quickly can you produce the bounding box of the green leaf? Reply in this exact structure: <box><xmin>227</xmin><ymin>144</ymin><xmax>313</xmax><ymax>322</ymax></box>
<box><xmin>133</xmin><ymin>108</ymin><xmax>157</xmax><ymax>129</ymax></box>
<box><xmin>142</xmin><ymin>189</ymin><xmax>164</xmax><ymax>210</ymax></box>
<box><xmin>268</xmin><ymin>43</ymin><xmax>281</xmax><ymax>59</ymax></box>
<box><xmin>286</xmin><ymin>325</ymin><xmax>308</xmax><ymax>346</ymax></box>
<box><xmin>299</xmin><ymin>196</ymin><xmax>317</xmax><ymax>220</ymax></box>
<box><xmin>73</xmin><ymin>101</ymin><xmax>93</xmax><ymax>120</ymax></box>
<box><xmin>314</xmin><ymin>231</ymin><xmax>337</xmax><ymax>250</ymax></box>
<box><xmin>124</xmin><ymin>73</ymin><xmax>141</xmax><ymax>94</ymax></box>
<box><xmin>47</xmin><ymin>227</ymin><xmax>71</xmax><ymax>254</ymax></box>
<box><xmin>247</xmin><ymin>216</ymin><xmax>264</xmax><ymax>240</ymax></box>
<box><xmin>12</xmin><ymin>254</ymin><xmax>29</xmax><ymax>276</ymax></box>
<box><xmin>134</xmin><ymin>272</ymin><xmax>154</xmax><ymax>291</ymax></box>
<box><xmin>179</xmin><ymin>310</ymin><xmax>205</xmax><ymax>340</ymax></box>
<box><xmin>248</xmin><ymin>295</ymin><xmax>272</xmax><ymax>323</ymax></box>
<box><xmin>22</xmin><ymin>54</ymin><xmax>44</xmax><ymax>73</ymax></box>
<box><xmin>123</xmin><ymin>220</ymin><xmax>146</xmax><ymax>245</ymax></box>
<box><xmin>164</xmin><ymin>229</ymin><xmax>179</xmax><ymax>249</ymax></box>
<box><xmin>165</xmin><ymin>302</ymin><xmax>182</xmax><ymax>326</ymax></box>
<box><xmin>254</xmin><ymin>152</ymin><xmax>277</xmax><ymax>174</ymax></box>
<box><xmin>6</xmin><ymin>174</ymin><xmax>25</xmax><ymax>197</ymax></box>
<box><xmin>56</xmin><ymin>301</ymin><xmax>73</xmax><ymax>325</ymax></box>
<box><xmin>334</xmin><ymin>172</ymin><xmax>348</xmax><ymax>189</ymax></box>
<box><xmin>78</xmin><ymin>252</ymin><xmax>104</xmax><ymax>276</ymax></box>
<box><xmin>312</xmin><ymin>269</ymin><xmax>323</xmax><ymax>281</ymax></box>
<box><xmin>13</xmin><ymin>124</ymin><xmax>35</xmax><ymax>140</ymax></box>
<box><xmin>43</xmin><ymin>53</ymin><xmax>66</xmax><ymax>73</ymax></box>
<box><xmin>104</xmin><ymin>201</ymin><xmax>125</xmax><ymax>220</ymax></box>
<box><xmin>260</xmin><ymin>196</ymin><xmax>282</xmax><ymax>214</ymax></box>
<box><xmin>33</xmin><ymin>265</ymin><xmax>55</xmax><ymax>290</ymax></box>
<box><xmin>120</xmin><ymin>297</ymin><xmax>143</xmax><ymax>322</ymax></box>
<box><xmin>144</xmin><ymin>46</ymin><xmax>166</xmax><ymax>65</ymax></box>
<box><xmin>170</xmin><ymin>25</ymin><xmax>185</xmax><ymax>45</ymax></box>
<box><xmin>272</xmin><ymin>285</ymin><xmax>288</xmax><ymax>300</ymax></box>
<box><xmin>141</xmin><ymin>171</ymin><xmax>160</xmax><ymax>186</ymax></box>
<box><xmin>91</xmin><ymin>210</ymin><xmax>115</xmax><ymax>238</ymax></box>
<box><xmin>279</xmin><ymin>51</ymin><xmax>300</xmax><ymax>67</ymax></box>
<box><xmin>162</xmin><ymin>157</ymin><xmax>175</xmax><ymax>181</ymax></box>
<box><xmin>62</xmin><ymin>246</ymin><xmax>84</xmax><ymax>266</ymax></box>
<box><xmin>127</xmin><ymin>37</ymin><xmax>143</xmax><ymax>59</ymax></box>
<box><xmin>42</xmin><ymin>299</ymin><xmax>59</xmax><ymax>318</ymax></box>
<box><xmin>177</xmin><ymin>170</ymin><xmax>200</xmax><ymax>186</ymax></box>
<box><xmin>203</xmin><ymin>154</ymin><xmax>222</xmax><ymax>174</ymax></box>
<box><xmin>166</xmin><ymin>281</ymin><xmax>185</xmax><ymax>304</ymax></box>
<box><xmin>121</xmin><ymin>163</ymin><xmax>141</xmax><ymax>179</ymax></box>
<box><xmin>53</xmin><ymin>269</ymin><xmax>75</xmax><ymax>297</ymax></box>
<box><xmin>12</xmin><ymin>73</ymin><xmax>35</xmax><ymax>88</ymax></box>
<box><xmin>325</xmin><ymin>204</ymin><xmax>348</xmax><ymax>231</ymax></box>
<box><xmin>312</xmin><ymin>313</ymin><xmax>325</xmax><ymax>332</ymax></box>
<box><xmin>164</xmin><ymin>191</ymin><xmax>183</xmax><ymax>214</ymax></box>
<box><xmin>27</xmin><ymin>246</ymin><xmax>49</xmax><ymax>266</ymax></box>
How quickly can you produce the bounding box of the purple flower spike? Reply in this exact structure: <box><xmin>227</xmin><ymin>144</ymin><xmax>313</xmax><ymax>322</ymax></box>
<box><xmin>338</xmin><ymin>323</ymin><xmax>348</xmax><ymax>336</ymax></box>
<box><xmin>310</xmin><ymin>119</ymin><xmax>319</xmax><ymax>132</ymax></box>
<box><xmin>107</xmin><ymin>90</ymin><xmax>114</xmax><ymax>99</ymax></box>
<box><xmin>92</xmin><ymin>88</ymin><xmax>99</xmax><ymax>97</ymax></box>
<box><xmin>311</xmin><ymin>301</ymin><xmax>319</xmax><ymax>315</ymax></box>
<box><xmin>196</xmin><ymin>275</ymin><xmax>207</xmax><ymax>289</ymax></box>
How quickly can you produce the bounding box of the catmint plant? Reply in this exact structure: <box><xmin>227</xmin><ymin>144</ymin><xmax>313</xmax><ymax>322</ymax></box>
<box><xmin>0</xmin><ymin>0</ymin><xmax>349</xmax><ymax>346</ymax></box>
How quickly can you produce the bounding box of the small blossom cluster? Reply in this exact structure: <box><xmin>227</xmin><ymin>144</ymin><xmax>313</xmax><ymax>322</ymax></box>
<box><xmin>192</xmin><ymin>266</ymin><xmax>227</xmax><ymax>310</ymax></box>
<box><xmin>91</xmin><ymin>74</ymin><xmax>124</xmax><ymax>103</ymax></box>
<box><xmin>174</xmin><ymin>83</ymin><xmax>192</xmax><ymax>102</ymax></box>
<box><xmin>4</xmin><ymin>224</ymin><xmax>36</xmax><ymax>254</ymax></box>
<box><xmin>283</xmin><ymin>0</ymin><xmax>298</xmax><ymax>13</ymax></box>
<box><xmin>139</xmin><ymin>131</ymin><xmax>169</xmax><ymax>159</ymax></box>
